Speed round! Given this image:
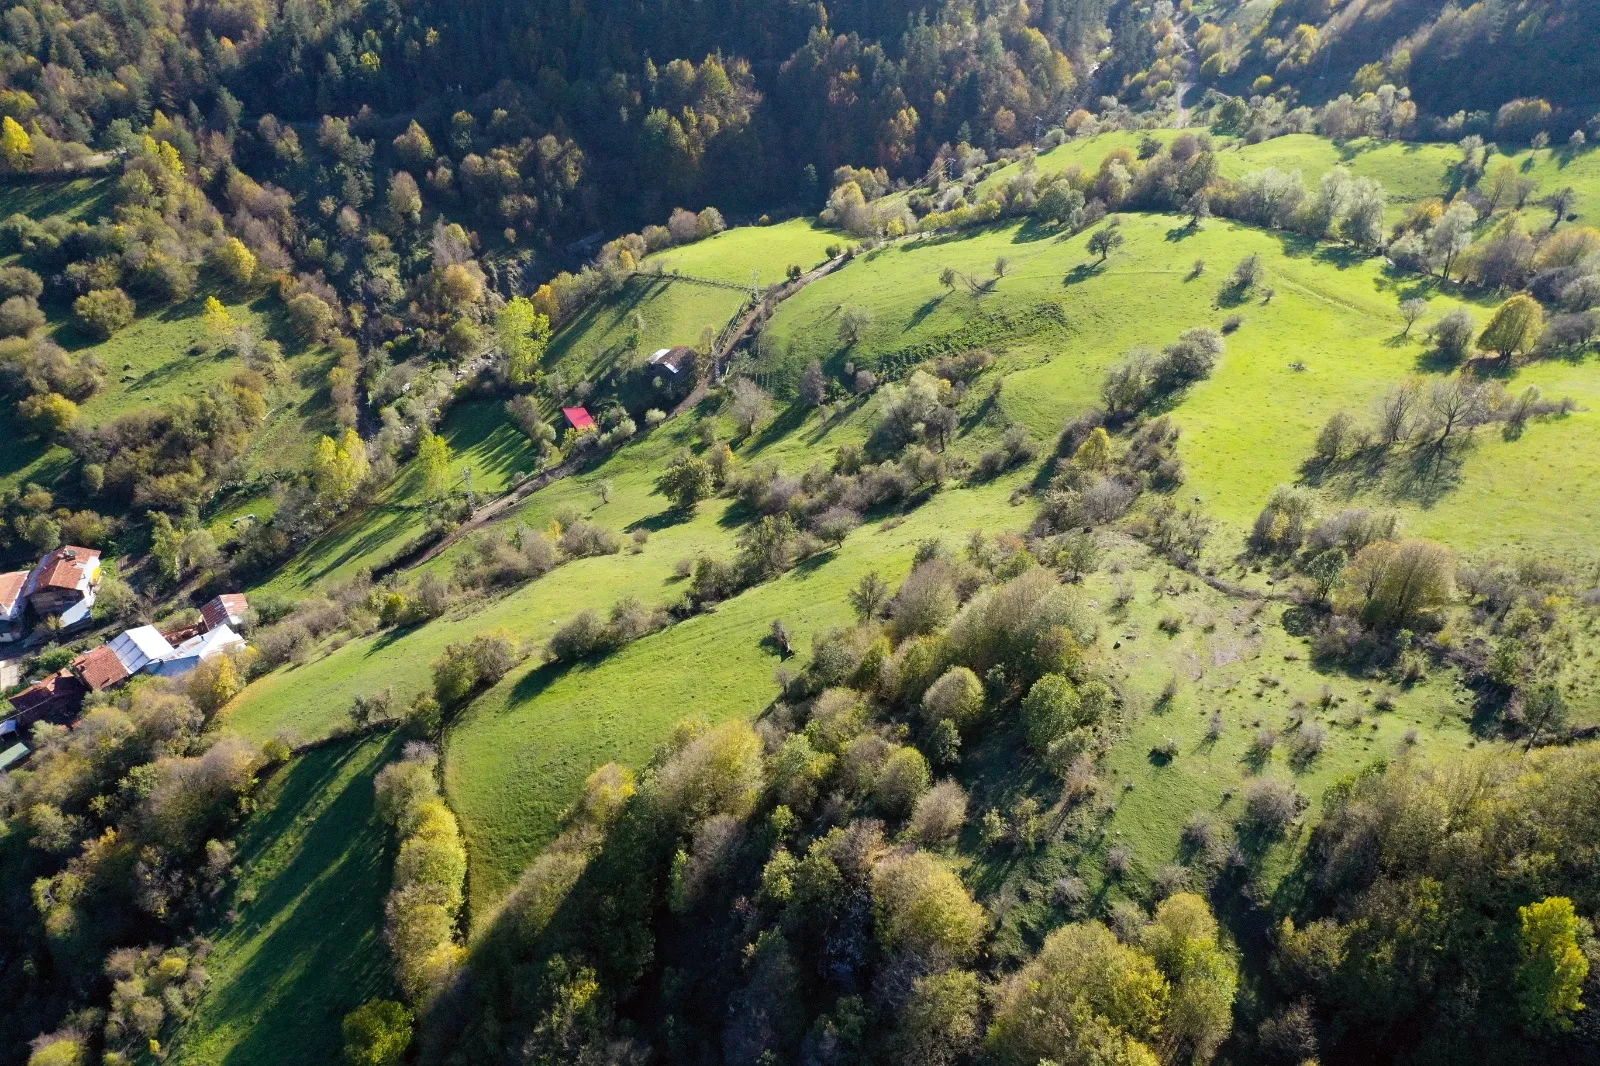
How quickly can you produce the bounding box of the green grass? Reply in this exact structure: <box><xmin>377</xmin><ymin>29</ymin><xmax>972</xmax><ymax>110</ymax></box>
<box><xmin>66</xmin><ymin>292</ymin><xmax>280</xmax><ymax>423</ymax></box>
<box><xmin>643</xmin><ymin>217</ymin><xmax>841</xmax><ymax>287</ymax></box>
<box><xmin>766</xmin><ymin>212</ymin><xmax>1600</xmax><ymax>562</ymax></box>
<box><xmin>974</xmin><ymin>130</ymin><xmax>1600</xmax><ymax>228</ymax></box>
<box><xmin>544</xmin><ymin>273</ymin><xmax>746</xmax><ymax>386</ymax></box>
<box><xmin>962</xmin><ymin>535</ymin><xmax>1479</xmax><ymax>960</ymax></box>
<box><xmin>171</xmin><ymin>733</ymin><xmax>399</xmax><ymax>1066</ymax></box>
<box><xmin>0</xmin><ymin>175</ymin><xmax>115</xmax><ymax>222</ymax></box>
<box><xmin>254</xmin><ymin>398</ymin><xmax>544</xmax><ymax>596</ymax></box>
<box><xmin>444</xmin><ymin>469</ymin><xmax>1030</xmax><ymax>914</ymax></box>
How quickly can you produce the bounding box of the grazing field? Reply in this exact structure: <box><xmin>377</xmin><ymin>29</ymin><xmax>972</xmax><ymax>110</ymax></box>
<box><xmin>543</xmin><ymin>272</ymin><xmax>746</xmax><ymax>386</ymax></box>
<box><xmin>766</xmin><ymin>212</ymin><xmax>1600</xmax><ymax>562</ymax></box>
<box><xmin>642</xmin><ymin>217</ymin><xmax>841</xmax><ymax>286</ymax></box>
<box><xmin>974</xmin><ymin>131</ymin><xmax>1600</xmax><ymax>227</ymax></box>
<box><xmin>444</xmin><ymin>470</ymin><xmax>1029</xmax><ymax>914</ymax></box>
<box><xmin>957</xmin><ymin>532</ymin><xmax>1479</xmax><ymax>959</ymax></box>
<box><xmin>253</xmin><ymin>398</ymin><xmax>544</xmax><ymax>595</ymax></box>
<box><xmin>170</xmin><ymin>734</ymin><xmax>398</xmax><ymax>1066</ymax></box>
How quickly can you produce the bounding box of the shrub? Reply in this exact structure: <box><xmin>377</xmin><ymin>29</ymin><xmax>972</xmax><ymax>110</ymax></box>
<box><xmin>431</xmin><ymin>633</ymin><xmax>517</xmax><ymax>706</ymax></box>
<box><xmin>0</xmin><ymin>293</ymin><xmax>43</xmax><ymax>336</ymax></box>
<box><xmin>874</xmin><ymin>745</ymin><xmax>931</xmax><ymax>818</ymax></box>
<box><xmin>921</xmin><ymin>665</ymin><xmax>985</xmax><ymax>732</ymax></box>
<box><xmin>1239</xmin><ymin>778</ymin><xmax>1304</xmax><ymax>840</ymax></box>
<box><xmin>889</xmin><ymin>561</ymin><xmax>959</xmax><ymax>642</ymax></box>
<box><xmin>342</xmin><ymin>1000</ymin><xmax>413</xmax><ymax>1066</ymax></box>
<box><xmin>558</xmin><ymin>519</ymin><xmax>620</xmax><ymax>557</ymax></box>
<box><xmin>906</xmin><ymin>780</ymin><xmax>968</xmax><ymax>845</ymax></box>
<box><xmin>73</xmin><ymin>287</ymin><xmax>135</xmax><ymax>339</ymax></box>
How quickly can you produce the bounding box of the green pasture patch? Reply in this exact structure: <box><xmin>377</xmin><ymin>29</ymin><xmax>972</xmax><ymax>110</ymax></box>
<box><xmin>171</xmin><ymin>733</ymin><xmax>399</xmax><ymax>1066</ymax></box>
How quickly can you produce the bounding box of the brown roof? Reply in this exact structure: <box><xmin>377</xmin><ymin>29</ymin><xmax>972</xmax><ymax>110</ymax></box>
<box><xmin>32</xmin><ymin>546</ymin><xmax>100</xmax><ymax>593</ymax></box>
<box><xmin>71</xmin><ymin>644</ymin><xmax>130</xmax><ymax>691</ymax></box>
<box><xmin>7</xmin><ymin>669</ymin><xmax>88</xmax><ymax>717</ymax></box>
<box><xmin>201</xmin><ymin>593</ymin><xmax>249</xmax><ymax>631</ymax></box>
<box><xmin>0</xmin><ymin>570</ymin><xmax>26</xmax><ymax>614</ymax></box>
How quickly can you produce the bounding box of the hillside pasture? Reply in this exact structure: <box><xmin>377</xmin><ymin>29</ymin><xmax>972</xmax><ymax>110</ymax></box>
<box><xmin>765</xmin><ymin>212</ymin><xmax>1600</xmax><ymax>562</ymax></box>
<box><xmin>170</xmin><ymin>734</ymin><xmax>398</xmax><ymax>1066</ymax></box>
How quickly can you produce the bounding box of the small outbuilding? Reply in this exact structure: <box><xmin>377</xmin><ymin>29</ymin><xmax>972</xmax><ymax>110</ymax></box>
<box><xmin>201</xmin><ymin>593</ymin><xmax>250</xmax><ymax>632</ymax></box>
<box><xmin>562</xmin><ymin>406</ymin><xmax>597</xmax><ymax>433</ymax></box>
<box><xmin>647</xmin><ymin>346</ymin><xmax>695</xmax><ymax>377</ymax></box>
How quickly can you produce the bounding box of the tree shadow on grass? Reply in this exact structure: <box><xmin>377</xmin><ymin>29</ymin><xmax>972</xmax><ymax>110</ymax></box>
<box><xmin>906</xmin><ymin>293</ymin><xmax>946</xmax><ymax>330</ymax></box>
<box><xmin>1164</xmin><ymin>223</ymin><xmax>1199</xmax><ymax>242</ymax></box>
<box><xmin>1313</xmin><ymin>244</ymin><xmax>1371</xmax><ymax>271</ymax></box>
<box><xmin>1062</xmin><ymin>262</ymin><xmax>1102</xmax><ymax>286</ymax></box>
<box><xmin>176</xmin><ymin>735</ymin><xmax>399</xmax><ymax>1066</ymax></box>
<box><xmin>745</xmin><ymin>399</ymin><xmax>810</xmax><ymax>455</ymax></box>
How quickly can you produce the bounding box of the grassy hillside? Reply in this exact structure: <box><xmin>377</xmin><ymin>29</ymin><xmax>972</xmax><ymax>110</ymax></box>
<box><xmin>254</xmin><ymin>398</ymin><xmax>543</xmax><ymax>595</ymax></box>
<box><xmin>642</xmin><ymin>217</ymin><xmax>840</xmax><ymax>286</ymax></box>
<box><xmin>170</xmin><ymin>734</ymin><xmax>398</xmax><ymax>1066</ymax></box>
<box><xmin>975</xmin><ymin>130</ymin><xmax>1600</xmax><ymax>228</ymax></box>
<box><xmin>765</xmin><ymin>212</ymin><xmax>1600</xmax><ymax>563</ymax></box>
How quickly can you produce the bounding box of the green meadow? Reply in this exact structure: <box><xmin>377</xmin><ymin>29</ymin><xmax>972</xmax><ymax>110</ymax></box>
<box><xmin>199</xmin><ymin>133</ymin><xmax>1600</xmax><ymax>1042</ymax></box>
<box><xmin>170</xmin><ymin>734</ymin><xmax>398</xmax><ymax>1066</ymax></box>
<box><xmin>766</xmin><ymin>212</ymin><xmax>1600</xmax><ymax>561</ymax></box>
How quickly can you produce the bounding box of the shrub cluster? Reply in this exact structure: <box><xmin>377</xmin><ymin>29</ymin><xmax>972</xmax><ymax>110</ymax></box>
<box><xmin>375</xmin><ymin>744</ymin><xmax>467</xmax><ymax>1003</ymax></box>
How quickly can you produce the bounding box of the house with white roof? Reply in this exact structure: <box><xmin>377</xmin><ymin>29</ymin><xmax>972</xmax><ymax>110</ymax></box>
<box><xmin>149</xmin><ymin>624</ymin><xmax>246</xmax><ymax>678</ymax></box>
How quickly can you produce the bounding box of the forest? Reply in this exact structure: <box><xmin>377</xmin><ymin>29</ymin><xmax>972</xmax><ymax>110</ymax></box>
<box><xmin>0</xmin><ymin>1</ymin><xmax>1599</xmax><ymax>1065</ymax></box>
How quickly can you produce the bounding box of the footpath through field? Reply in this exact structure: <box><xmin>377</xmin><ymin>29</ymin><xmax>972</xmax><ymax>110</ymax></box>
<box><xmin>390</xmin><ymin>250</ymin><xmax>851</xmax><ymax>572</ymax></box>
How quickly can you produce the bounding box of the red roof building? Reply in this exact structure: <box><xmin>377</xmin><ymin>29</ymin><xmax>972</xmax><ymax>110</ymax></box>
<box><xmin>71</xmin><ymin>644</ymin><xmax>131</xmax><ymax>692</ymax></box>
<box><xmin>24</xmin><ymin>545</ymin><xmax>102</xmax><ymax>629</ymax></box>
<box><xmin>0</xmin><ymin>569</ymin><xmax>27</xmax><ymax>642</ymax></box>
<box><xmin>200</xmin><ymin>593</ymin><xmax>250</xmax><ymax>632</ymax></box>
<box><xmin>6</xmin><ymin>669</ymin><xmax>88</xmax><ymax>730</ymax></box>
<box><xmin>562</xmin><ymin>406</ymin><xmax>596</xmax><ymax>433</ymax></box>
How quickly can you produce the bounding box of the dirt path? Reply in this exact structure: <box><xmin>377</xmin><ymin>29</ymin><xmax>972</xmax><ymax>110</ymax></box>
<box><xmin>388</xmin><ymin>251</ymin><xmax>851</xmax><ymax>574</ymax></box>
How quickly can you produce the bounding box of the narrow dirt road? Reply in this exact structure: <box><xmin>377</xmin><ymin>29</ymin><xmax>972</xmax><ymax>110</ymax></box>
<box><xmin>390</xmin><ymin>250</ymin><xmax>851</xmax><ymax>573</ymax></box>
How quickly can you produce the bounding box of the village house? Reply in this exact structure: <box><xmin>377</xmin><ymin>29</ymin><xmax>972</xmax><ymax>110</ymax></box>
<box><xmin>22</xmin><ymin>545</ymin><xmax>102</xmax><ymax>631</ymax></box>
<box><xmin>0</xmin><ymin>569</ymin><xmax>27</xmax><ymax>643</ymax></box>
<box><xmin>647</xmin><ymin>346</ymin><xmax>695</xmax><ymax>377</ymax></box>
<box><xmin>3</xmin><ymin>593</ymin><xmax>253</xmax><ymax>762</ymax></box>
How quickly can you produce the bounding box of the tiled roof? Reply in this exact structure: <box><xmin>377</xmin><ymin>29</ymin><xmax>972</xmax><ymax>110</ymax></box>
<box><xmin>562</xmin><ymin>406</ymin><xmax>596</xmax><ymax>431</ymax></box>
<box><xmin>0</xmin><ymin>570</ymin><xmax>27</xmax><ymax>616</ymax></box>
<box><xmin>7</xmin><ymin>669</ymin><xmax>87</xmax><ymax>716</ymax></box>
<box><xmin>32</xmin><ymin>546</ymin><xmax>101</xmax><ymax>593</ymax></box>
<box><xmin>72</xmin><ymin>644</ymin><xmax>130</xmax><ymax>691</ymax></box>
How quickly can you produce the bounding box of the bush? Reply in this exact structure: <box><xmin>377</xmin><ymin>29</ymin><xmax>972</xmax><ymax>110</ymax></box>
<box><xmin>906</xmin><ymin>779</ymin><xmax>968</xmax><ymax>845</ymax></box>
<box><xmin>874</xmin><ymin>745</ymin><xmax>931</xmax><ymax>818</ymax></box>
<box><xmin>1239</xmin><ymin>778</ymin><xmax>1304</xmax><ymax>840</ymax></box>
<box><xmin>73</xmin><ymin>287</ymin><xmax>135</xmax><ymax>339</ymax></box>
<box><xmin>558</xmin><ymin>519</ymin><xmax>620</xmax><ymax>557</ymax></box>
<box><xmin>0</xmin><ymin>293</ymin><xmax>43</xmax><ymax>336</ymax></box>
<box><xmin>342</xmin><ymin>1000</ymin><xmax>413</xmax><ymax>1066</ymax></box>
<box><xmin>431</xmin><ymin>633</ymin><xmax>517</xmax><ymax>706</ymax></box>
<box><xmin>921</xmin><ymin>665</ymin><xmax>985</xmax><ymax>732</ymax></box>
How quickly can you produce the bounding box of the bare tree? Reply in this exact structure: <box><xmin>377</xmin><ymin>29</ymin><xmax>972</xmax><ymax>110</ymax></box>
<box><xmin>1399</xmin><ymin>298</ymin><xmax>1428</xmax><ymax>337</ymax></box>
<box><xmin>729</xmin><ymin>378</ymin><xmax>773</xmax><ymax>437</ymax></box>
<box><xmin>1376</xmin><ymin>380</ymin><xmax>1421</xmax><ymax>445</ymax></box>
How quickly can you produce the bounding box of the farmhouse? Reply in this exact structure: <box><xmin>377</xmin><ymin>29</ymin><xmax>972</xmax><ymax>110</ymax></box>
<box><xmin>3</xmin><ymin>592</ymin><xmax>253</xmax><ymax>753</ymax></box>
<box><xmin>23</xmin><ymin>545</ymin><xmax>102</xmax><ymax>630</ymax></box>
<box><xmin>562</xmin><ymin>406</ymin><xmax>596</xmax><ymax>433</ymax></box>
